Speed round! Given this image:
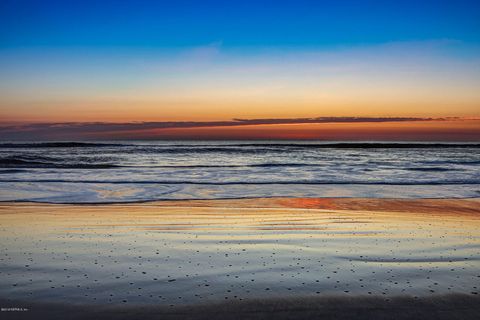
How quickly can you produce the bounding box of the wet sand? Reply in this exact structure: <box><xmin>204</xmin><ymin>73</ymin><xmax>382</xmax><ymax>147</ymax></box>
<box><xmin>2</xmin><ymin>294</ymin><xmax>480</xmax><ymax>320</ymax></box>
<box><xmin>0</xmin><ymin>198</ymin><xmax>479</xmax><ymax>319</ymax></box>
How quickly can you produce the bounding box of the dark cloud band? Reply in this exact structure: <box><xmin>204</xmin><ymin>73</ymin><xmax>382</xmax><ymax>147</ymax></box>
<box><xmin>0</xmin><ymin>116</ymin><xmax>459</xmax><ymax>140</ymax></box>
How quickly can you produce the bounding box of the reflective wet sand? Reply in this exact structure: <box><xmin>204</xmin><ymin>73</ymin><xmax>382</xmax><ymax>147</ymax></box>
<box><xmin>0</xmin><ymin>198</ymin><xmax>479</xmax><ymax>318</ymax></box>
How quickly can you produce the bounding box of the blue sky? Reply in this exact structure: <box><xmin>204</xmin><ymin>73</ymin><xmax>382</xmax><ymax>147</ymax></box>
<box><xmin>0</xmin><ymin>0</ymin><xmax>479</xmax><ymax>126</ymax></box>
<box><xmin>1</xmin><ymin>0</ymin><xmax>479</xmax><ymax>48</ymax></box>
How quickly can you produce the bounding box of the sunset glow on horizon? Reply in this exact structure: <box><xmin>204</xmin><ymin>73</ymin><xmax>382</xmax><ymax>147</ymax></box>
<box><xmin>1</xmin><ymin>1</ymin><xmax>479</xmax><ymax>140</ymax></box>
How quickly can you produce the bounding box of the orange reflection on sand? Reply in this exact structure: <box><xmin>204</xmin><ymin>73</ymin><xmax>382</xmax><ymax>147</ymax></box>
<box><xmin>1</xmin><ymin>198</ymin><xmax>480</xmax><ymax>305</ymax></box>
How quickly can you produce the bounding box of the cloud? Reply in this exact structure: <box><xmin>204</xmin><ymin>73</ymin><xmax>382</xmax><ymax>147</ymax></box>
<box><xmin>0</xmin><ymin>116</ymin><xmax>455</xmax><ymax>140</ymax></box>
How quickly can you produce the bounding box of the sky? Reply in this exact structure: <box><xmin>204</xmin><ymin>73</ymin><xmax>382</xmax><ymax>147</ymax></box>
<box><xmin>0</xmin><ymin>0</ymin><xmax>479</xmax><ymax>140</ymax></box>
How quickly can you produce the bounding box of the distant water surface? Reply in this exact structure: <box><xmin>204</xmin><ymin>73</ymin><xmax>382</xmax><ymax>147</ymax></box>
<box><xmin>0</xmin><ymin>141</ymin><xmax>479</xmax><ymax>203</ymax></box>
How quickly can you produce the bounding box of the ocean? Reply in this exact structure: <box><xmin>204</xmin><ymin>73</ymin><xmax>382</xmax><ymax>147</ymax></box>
<box><xmin>0</xmin><ymin>141</ymin><xmax>479</xmax><ymax>203</ymax></box>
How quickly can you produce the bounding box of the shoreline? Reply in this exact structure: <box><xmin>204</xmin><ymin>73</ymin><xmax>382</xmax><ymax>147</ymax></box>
<box><xmin>2</xmin><ymin>196</ymin><xmax>479</xmax><ymax>213</ymax></box>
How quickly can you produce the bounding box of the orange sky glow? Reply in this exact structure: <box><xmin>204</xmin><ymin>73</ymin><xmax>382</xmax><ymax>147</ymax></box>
<box><xmin>51</xmin><ymin>119</ymin><xmax>480</xmax><ymax>141</ymax></box>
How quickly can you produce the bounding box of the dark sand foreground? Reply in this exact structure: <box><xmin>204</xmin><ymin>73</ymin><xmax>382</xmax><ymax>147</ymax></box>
<box><xmin>2</xmin><ymin>294</ymin><xmax>480</xmax><ymax>320</ymax></box>
<box><xmin>1</xmin><ymin>198</ymin><xmax>479</xmax><ymax>319</ymax></box>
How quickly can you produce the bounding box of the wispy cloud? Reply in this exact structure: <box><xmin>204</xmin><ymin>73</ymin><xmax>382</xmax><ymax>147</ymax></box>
<box><xmin>1</xmin><ymin>40</ymin><xmax>479</xmax><ymax>123</ymax></box>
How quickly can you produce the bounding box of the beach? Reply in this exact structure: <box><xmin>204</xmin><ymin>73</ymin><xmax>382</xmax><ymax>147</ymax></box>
<box><xmin>2</xmin><ymin>0</ymin><xmax>480</xmax><ymax>317</ymax></box>
<box><xmin>1</xmin><ymin>198</ymin><xmax>479</xmax><ymax>319</ymax></box>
